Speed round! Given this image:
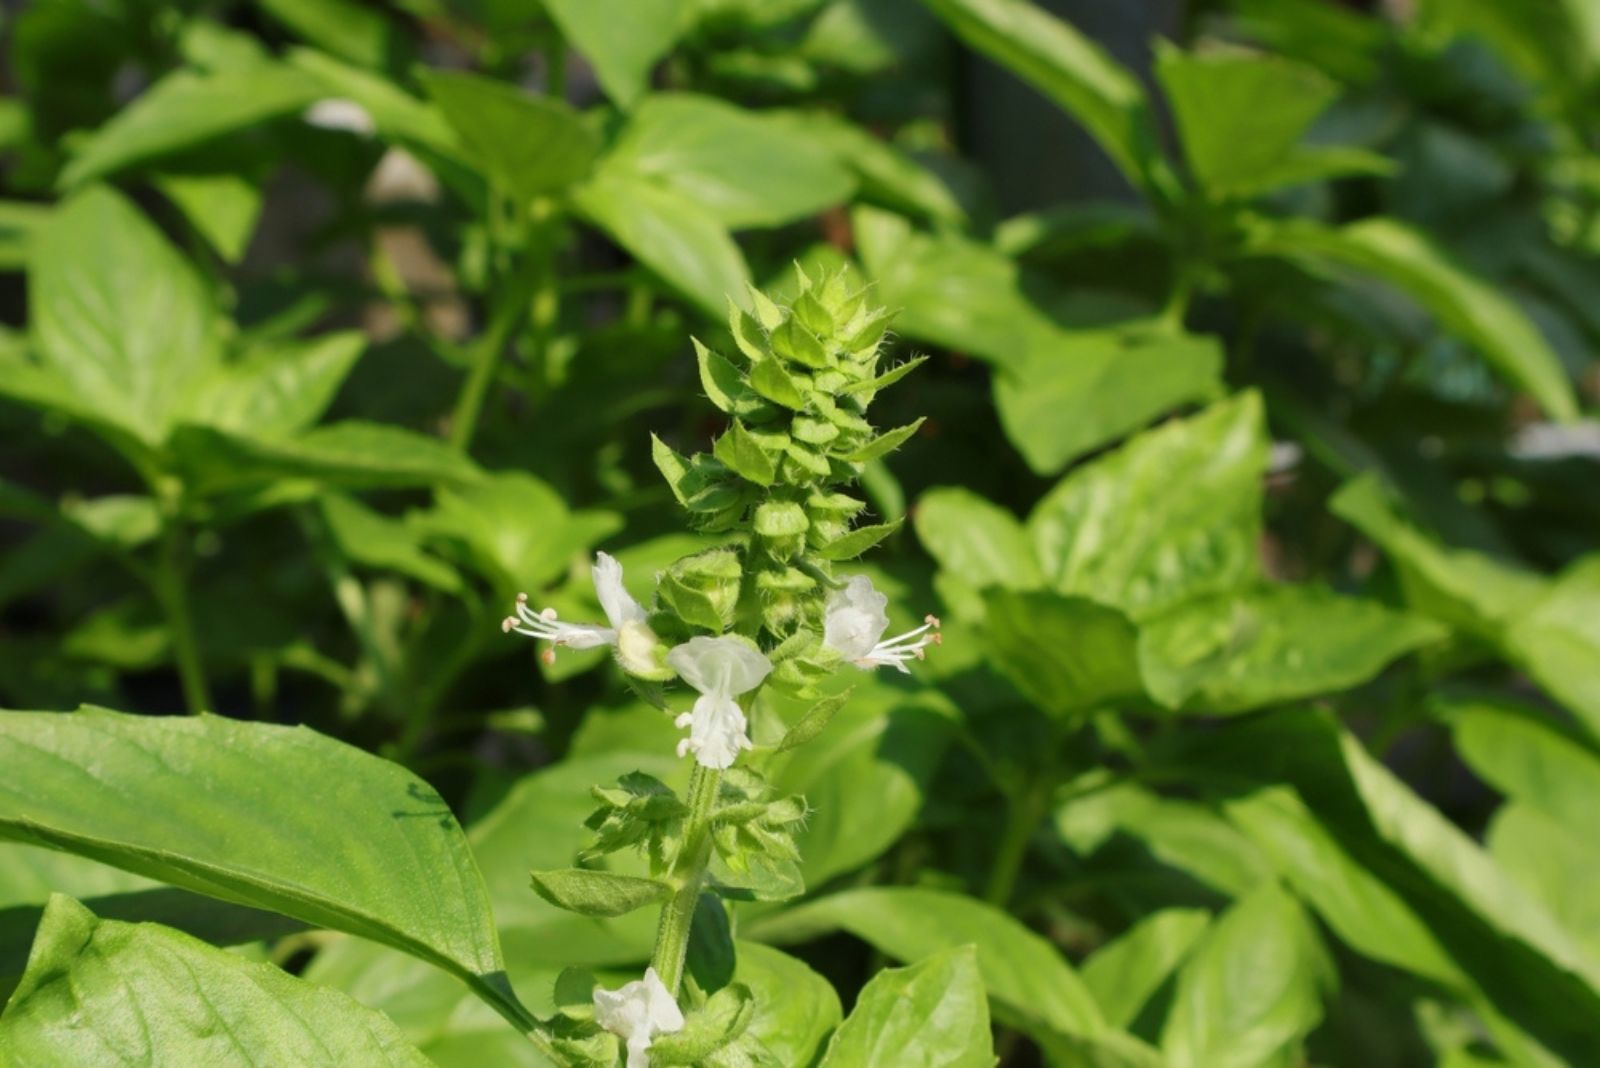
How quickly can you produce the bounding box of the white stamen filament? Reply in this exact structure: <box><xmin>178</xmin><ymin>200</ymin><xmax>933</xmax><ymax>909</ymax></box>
<box><xmin>855</xmin><ymin>615</ymin><xmax>943</xmax><ymax>674</ymax></box>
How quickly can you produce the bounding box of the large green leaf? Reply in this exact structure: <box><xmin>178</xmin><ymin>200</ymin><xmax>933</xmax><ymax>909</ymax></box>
<box><xmin>543</xmin><ymin>0</ymin><xmax>685</xmax><ymax>107</ymax></box>
<box><xmin>574</xmin><ymin>172</ymin><xmax>750</xmax><ymax>318</ymax></box>
<box><xmin>769</xmin><ymin>681</ymin><xmax>957</xmax><ymax>885</ymax></box>
<box><xmin>420</xmin><ymin>471</ymin><xmax>623</xmax><ymax>596</ymax></box>
<box><xmin>321</xmin><ymin>493</ymin><xmax>464</xmax><ymax>594</ymax></box>
<box><xmin>780</xmin><ymin>110</ymin><xmax>964</xmax><ymax>224</ymax></box>
<box><xmin>747</xmin><ymin>886</ymin><xmax>1106</xmax><ymax>1046</ymax></box>
<box><xmin>189</xmin><ymin>331</ymin><xmax>365</xmax><ymax>438</ymax></box>
<box><xmin>1160</xmin><ymin>882</ymin><xmax>1330</xmax><ymax>1068</ymax></box>
<box><xmin>171</xmin><ymin>421</ymin><xmax>481</xmax><ymax>494</ymax></box>
<box><xmin>30</xmin><ymin>186</ymin><xmax>221</xmax><ymax>443</ymax></box>
<box><xmin>1488</xmin><ymin>804</ymin><xmax>1600</xmax><ymax>963</ymax></box>
<box><xmin>1138</xmin><ymin>585</ymin><xmax>1444</xmax><ymax>712</ymax></box>
<box><xmin>1330</xmin><ymin>473</ymin><xmax>1545</xmax><ymax>638</ymax></box>
<box><xmin>1082</xmin><ymin>908</ymin><xmax>1210</xmax><ymax>1031</ymax></box>
<box><xmin>1447</xmin><ymin>698</ymin><xmax>1600</xmax><ymax>826</ymax></box>
<box><xmin>914</xmin><ymin>487</ymin><xmax>1043</xmax><ymax>592</ymax></box>
<box><xmin>921</xmin><ymin>0</ymin><xmax>1165</xmax><ymax>192</ymax></box>
<box><xmin>60</xmin><ymin>63</ymin><xmax>321</xmax><ymax>187</ymax></box>
<box><xmin>154</xmin><ymin>169</ymin><xmax>265</xmax><ymax>264</ymax></box>
<box><xmin>0</xmin><ymin>708</ymin><xmax>528</xmax><ymax>1029</ymax></box>
<box><xmin>601</xmin><ymin>93</ymin><xmax>854</xmax><ymax>228</ymax></box>
<box><xmin>735</xmin><ymin>942</ymin><xmax>841</xmax><ymax>1067</ymax></box>
<box><xmin>1154</xmin><ymin>43</ymin><xmax>1387</xmax><ymax>200</ymax></box>
<box><xmin>994</xmin><ymin>328</ymin><xmax>1225</xmax><ymax>474</ymax></box>
<box><xmin>420</xmin><ymin>70</ymin><xmax>597</xmax><ymax>200</ymax></box>
<box><xmin>983</xmin><ymin>589</ymin><xmax>1143</xmax><ymax>718</ymax></box>
<box><xmin>1027</xmin><ymin>391</ymin><xmax>1268</xmax><ymax>620</ymax></box>
<box><xmin>0</xmin><ymin>896</ymin><xmax>432</xmax><ymax>1067</ymax></box>
<box><xmin>1501</xmin><ymin>556</ymin><xmax>1600</xmax><ymax>739</ymax></box>
<box><xmin>258</xmin><ymin>0</ymin><xmax>403</xmax><ymax>69</ymax></box>
<box><xmin>818</xmin><ymin>945</ymin><xmax>993</xmax><ymax>1067</ymax></box>
<box><xmin>1250</xmin><ymin>219</ymin><xmax>1579</xmax><ymax>421</ymax></box>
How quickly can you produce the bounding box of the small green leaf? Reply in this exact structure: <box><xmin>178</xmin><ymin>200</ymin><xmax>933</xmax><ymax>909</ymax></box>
<box><xmin>652</xmin><ymin>983</ymin><xmax>756</xmax><ymax>1065</ymax></box>
<box><xmin>529</xmin><ymin>869</ymin><xmax>672</xmax><ymax>918</ymax></box>
<box><xmin>696</xmin><ymin>339</ymin><xmax>766</xmax><ymax>419</ymax></box>
<box><xmin>839</xmin><ymin>355</ymin><xmax>928</xmax><ymax>395</ymax></box>
<box><xmin>749</xmin><ymin>357</ymin><xmax>807</xmax><ymax>409</ymax></box>
<box><xmin>844</xmin><ymin>418</ymin><xmax>924</xmax><ymax>463</ymax></box>
<box><xmin>714</xmin><ymin>420</ymin><xmax>777</xmax><ymax>487</ymax></box>
<box><xmin>754</xmin><ymin>501</ymin><xmax>809</xmax><ymax>537</ymax></box>
<box><xmin>321</xmin><ymin>493</ymin><xmax>462</xmax><ymax>593</ymax></box>
<box><xmin>0</xmin><ymin>896</ymin><xmax>433</xmax><ymax>1067</ymax></box>
<box><xmin>421</xmin><ymin>70</ymin><xmax>597</xmax><ymax>200</ymax></box>
<box><xmin>189</xmin><ymin>331</ymin><xmax>365</xmax><ymax>439</ymax></box>
<box><xmin>815</xmin><ymin>521</ymin><xmax>900</xmax><ymax>561</ymax></box>
<box><xmin>1502</xmin><ymin>556</ymin><xmax>1600</xmax><ymax>740</ymax></box>
<box><xmin>819</xmin><ymin>945</ymin><xmax>994</xmax><ymax>1068</ymax></box>
<box><xmin>171</xmin><ymin>422</ymin><xmax>481</xmax><ymax>495</ymax></box>
<box><xmin>1082</xmin><ymin>909</ymin><xmax>1210</xmax><ymax>1030</ymax></box>
<box><xmin>653</xmin><ymin>434</ymin><xmax>693</xmax><ymax>505</ymax></box>
<box><xmin>776</xmin><ymin>688</ymin><xmax>854</xmax><ymax>752</ymax></box>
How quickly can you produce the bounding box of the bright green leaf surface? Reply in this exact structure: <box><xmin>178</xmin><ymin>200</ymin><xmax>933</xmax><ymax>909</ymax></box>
<box><xmin>818</xmin><ymin>945</ymin><xmax>994</xmax><ymax>1068</ymax></box>
<box><xmin>1028</xmin><ymin>391</ymin><xmax>1268</xmax><ymax>620</ymax></box>
<box><xmin>0</xmin><ymin>896</ymin><xmax>432</xmax><ymax>1067</ymax></box>
<box><xmin>0</xmin><ymin>709</ymin><xmax>523</xmax><ymax>1026</ymax></box>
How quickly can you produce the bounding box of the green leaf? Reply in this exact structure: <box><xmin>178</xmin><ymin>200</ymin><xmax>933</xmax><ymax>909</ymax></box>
<box><xmin>1447</xmin><ymin>698</ymin><xmax>1600</xmax><ymax>827</ymax></box>
<box><xmin>31</xmin><ymin>186</ymin><xmax>222</xmax><ymax>443</ymax></box>
<box><xmin>815</xmin><ymin>521</ymin><xmax>900</xmax><ymax>561</ymax></box>
<box><xmin>0</xmin><ymin>896</ymin><xmax>432</xmax><ymax>1067</ymax></box>
<box><xmin>984</xmin><ymin>589</ymin><xmax>1143</xmax><ymax>719</ymax></box>
<box><xmin>154</xmin><ymin>170</ymin><xmax>264</xmax><ymax>263</ymax></box>
<box><xmin>288</xmin><ymin>48</ymin><xmax>458</xmax><ymax>156</ymax></box>
<box><xmin>60</xmin><ymin>64</ymin><xmax>321</xmax><ymax>187</ymax></box>
<box><xmin>602</xmin><ymin>93</ymin><xmax>854</xmax><ymax>228</ymax></box>
<box><xmin>839</xmin><ymin>354</ymin><xmax>929</xmax><ymax>396</ymax></box>
<box><xmin>994</xmin><ymin>328</ymin><xmax>1225</xmax><ymax>474</ymax></box>
<box><xmin>696</xmin><ymin>339</ymin><xmax>767</xmax><ymax>418</ymax></box>
<box><xmin>747</xmin><ymin>356</ymin><xmax>807</xmax><ymax>409</ymax></box>
<box><xmin>529</xmin><ymin>869</ymin><xmax>671</xmax><ymax>918</ymax></box>
<box><xmin>189</xmin><ymin>331</ymin><xmax>364</xmax><ymax>438</ymax></box>
<box><xmin>1028</xmin><ymin>391</ymin><xmax>1268</xmax><ymax>620</ymax></box>
<box><xmin>1330</xmin><ymin>473</ymin><xmax>1545</xmax><ymax>638</ymax></box>
<box><xmin>769</xmin><ymin>684</ymin><xmax>956</xmax><ymax>884</ymax></box>
<box><xmin>1502</xmin><ymin>556</ymin><xmax>1600</xmax><ymax>739</ymax></box>
<box><xmin>420</xmin><ymin>70</ymin><xmax>597</xmax><ymax>200</ymax></box>
<box><xmin>0</xmin><ymin>708</ymin><xmax>529</xmax><ymax>1029</ymax></box>
<box><xmin>774</xmin><ymin>688</ymin><xmax>853</xmax><ymax>752</ymax></box>
<box><xmin>844</xmin><ymin>418</ymin><xmax>924</xmax><ymax>463</ymax></box>
<box><xmin>575</xmin><ymin>173</ymin><xmax>750</xmax><ymax>319</ymax></box>
<box><xmin>818</xmin><ymin>945</ymin><xmax>994</xmax><ymax>1068</ymax></box>
<box><xmin>423</xmin><ymin>471</ymin><xmax>622</xmax><ymax>594</ymax></box>
<box><xmin>543</xmin><ymin>0</ymin><xmax>686</xmax><ymax>107</ymax></box>
<box><xmin>747</xmin><ymin>886</ymin><xmax>1107</xmax><ymax>1047</ymax></box>
<box><xmin>1155</xmin><ymin>43</ymin><xmax>1385</xmax><ymax>200</ymax></box>
<box><xmin>1488</xmin><ymin>804</ymin><xmax>1600</xmax><ymax>962</ymax></box>
<box><xmin>1161</xmin><ymin>882</ymin><xmax>1330</xmax><ymax>1068</ymax></box>
<box><xmin>1249</xmin><ymin>218</ymin><xmax>1579</xmax><ymax>421</ymax></box>
<box><xmin>1083</xmin><ymin>909</ymin><xmax>1210</xmax><ymax>1030</ymax></box>
<box><xmin>1138</xmin><ymin>585</ymin><xmax>1444</xmax><ymax>713</ymax></box>
<box><xmin>258</xmin><ymin>0</ymin><xmax>402</xmax><ymax>69</ymax></box>
<box><xmin>734</xmin><ymin>942</ymin><xmax>841</xmax><ymax>1068</ymax></box>
<box><xmin>777</xmin><ymin>112</ymin><xmax>964</xmax><ymax>224</ymax></box>
<box><xmin>915</xmin><ymin>487</ymin><xmax>1043</xmax><ymax>593</ymax></box>
<box><xmin>714</xmin><ymin>420</ymin><xmax>777</xmax><ymax>486</ymax></box>
<box><xmin>0</xmin><ymin>200</ymin><xmax>47</xmax><ymax>271</ymax></box>
<box><xmin>652</xmin><ymin>983</ymin><xmax>757</xmax><ymax>1065</ymax></box>
<box><xmin>171</xmin><ymin>422</ymin><xmax>482</xmax><ymax>494</ymax></box>
<box><xmin>320</xmin><ymin>493</ymin><xmax>462</xmax><ymax>593</ymax></box>
<box><xmin>921</xmin><ymin>0</ymin><xmax>1164</xmax><ymax>192</ymax></box>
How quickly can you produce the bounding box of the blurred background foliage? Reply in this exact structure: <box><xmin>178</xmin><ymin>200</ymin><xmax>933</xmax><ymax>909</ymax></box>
<box><xmin>1</xmin><ymin>0</ymin><xmax>1599</xmax><ymax>1064</ymax></box>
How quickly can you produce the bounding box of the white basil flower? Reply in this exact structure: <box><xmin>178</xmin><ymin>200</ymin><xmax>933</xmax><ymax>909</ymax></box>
<box><xmin>666</xmin><ymin>636</ymin><xmax>772</xmax><ymax>769</ymax></box>
<box><xmin>823</xmin><ymin>575</ymin><xmax>941</xmax><ymax>674</ymax></box>
<box><xmin>591</xmin><ymin>966</ymin><xmax>683</xmax><ymax>1068</ymax></box>
<box><xmin>303</xmin><ymin>98</ymin><xmax>377</xmax><ymax>135</ymax></box>
<box><xmin>502</xmin><ymin>552</ymin><xmax>662</xmax><ymax>675</ymax></box>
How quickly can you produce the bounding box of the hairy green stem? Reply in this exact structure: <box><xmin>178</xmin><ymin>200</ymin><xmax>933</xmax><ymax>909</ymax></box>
<box><xmin>651</xmin><ymin>764</ymin><xmax>722</xmax><ymax>994</ymax></box>
<box><xmin>154</xmin><ymin>524</ymin><xmax>212</xmax><ymax>716</ymax></box>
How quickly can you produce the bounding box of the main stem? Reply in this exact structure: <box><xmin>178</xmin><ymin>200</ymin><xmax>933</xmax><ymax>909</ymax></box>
<box><xmin>650</xmin><ymin>764</ymin><xmax>722</xmax><ymax>994</ymax></box>
<box><xmin>155</xmin><ymin>523</ymin><xmax>212</xmax><ymax>716</ymax></box>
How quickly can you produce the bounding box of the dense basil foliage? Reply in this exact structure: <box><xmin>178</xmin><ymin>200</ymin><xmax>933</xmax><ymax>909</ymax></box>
<box><xmin>1</xmin><ymin>0</ymin><xmax>1598</xmax><ymax>1065</ymax></box>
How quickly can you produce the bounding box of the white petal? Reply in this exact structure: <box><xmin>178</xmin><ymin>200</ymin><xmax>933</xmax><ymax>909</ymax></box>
<box><xmin>666</xmin><ymin>636</ymin><xmax>772</xmax><ymax>698</ymax></box>
<box><xmin>593</xmin><ymin>552</ymin><xmax>648</xmax><ymax>630</ymax></box>
<box><xmin>679</xmin><ymin>693</ymin><xmax>750</xmax><ymax>769</ymax></box>
<box><xmin>823</xmin><ymin>575</ymin><xmax>889</xmax><ymax>660</ymax></box>
<box><xmin>304</xmin><ymin>98</ymin><xmax>376</xmax><ymax>135</ymax></box>
<box><xmin>641</xmin><ymin>967</ymin><xmax>685</xmax><ymax>1032</ymax></box>
<box><xmin>551</xmin><ymin>623</ymin><xmax>617</xmax><ymax>650</ymax></box>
